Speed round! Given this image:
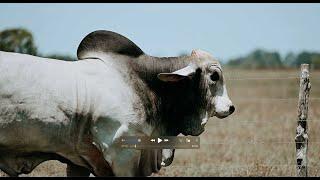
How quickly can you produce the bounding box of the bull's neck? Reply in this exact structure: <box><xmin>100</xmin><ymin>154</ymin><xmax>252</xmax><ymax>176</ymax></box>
<box><xmin>127</xmin><ymin>55</ymin><xmax>197</xmax><ymax>136</ymax></box>
<box><xmin>129</xmin><ymin>55</ymin><xmax>193</xmax><ymax>81</ymax></box>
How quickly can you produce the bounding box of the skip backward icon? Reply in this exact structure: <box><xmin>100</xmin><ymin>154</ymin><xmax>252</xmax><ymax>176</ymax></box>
<box><xmin>150</xmin><ymin>138</ymin><xmax>169</xmax><ymax>143</ymax></box>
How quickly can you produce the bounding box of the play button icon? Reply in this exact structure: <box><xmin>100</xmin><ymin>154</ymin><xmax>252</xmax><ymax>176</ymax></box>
<box><xmin>157</xmin><ymin>138</ymin><xmax>162</xmax><ymax>143</ymax></box>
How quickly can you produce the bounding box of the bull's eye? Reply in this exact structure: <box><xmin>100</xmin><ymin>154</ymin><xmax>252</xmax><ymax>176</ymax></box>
<box><xmin>210</xmin><ymin>72</ymin><xmax>220</xmax><ymax>81</ymax></box>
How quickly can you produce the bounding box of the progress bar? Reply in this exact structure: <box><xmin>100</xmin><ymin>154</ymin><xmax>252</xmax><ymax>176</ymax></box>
<box><xmin>115</xmin><ymin>136</ymin><xmax>200</xmax><ymax>149</ymax></box>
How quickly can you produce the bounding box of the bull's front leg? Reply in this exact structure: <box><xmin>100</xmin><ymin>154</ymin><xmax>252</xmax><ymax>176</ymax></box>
<box><xmin>92</xmin><ymin>122</ymin><xmax>155</xmax><ymax>176</ymax></box>
<box><xmin>76</xmin><ymin>143</ymin><xmax>114</xmax><ymax>176</ymax></box>
<box><xmin>109</xmin><ymin>148</ymin><xmax>162</xmax><ymax>176</ymax></box>
<box><xmin>74</xmin><ymin>127</ymin><xmax>115</xmax><ymax>177</ymax></box>
<box><xmin>95</xmin><ymin>124</ymin><xmax>142</xmax><ymax>176</ymax></box>
<box><xmin>103</xmin><ymin>146</ymin><xmax>161</xmax><ymax>176</ymax></box>
<box><xmin>108</xmin><ymin>148</ymin><xmax>141</xmax><ymax>176</ymax></box>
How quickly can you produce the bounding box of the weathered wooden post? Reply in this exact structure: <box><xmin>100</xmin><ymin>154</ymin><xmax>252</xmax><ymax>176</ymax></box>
<box><xmin>295</xmin><ymin>64</ymin><xmax>311</xmax><ymax>177</ymax></box>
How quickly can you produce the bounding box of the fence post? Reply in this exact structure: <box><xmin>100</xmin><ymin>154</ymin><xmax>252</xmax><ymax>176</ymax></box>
<box><xmin>295</xmin><ymin>64</ymin><xmax>311</xmax><ymax>177</ymax></box>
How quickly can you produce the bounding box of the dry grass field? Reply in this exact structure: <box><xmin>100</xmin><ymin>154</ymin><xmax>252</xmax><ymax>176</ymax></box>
<box><xmin>1</xmin><ymin>67</ymin><xmax>320</xmax><ymax>177</ymax></box>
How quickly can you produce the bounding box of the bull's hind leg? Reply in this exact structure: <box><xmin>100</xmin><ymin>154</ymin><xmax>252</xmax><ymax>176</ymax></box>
<box><xmin>66</xmin><ymin>163</ymin><xmax>91</xmax><ymax>177</ymax></box>
<box><xmin>0</xmin><ymin>164</ymin><xmax>18</xmax><ymax>177</ymax></box>
<box><xmin>76</xmin><ymin>141</ymin><xmax>114</xmax><ymax>176</ymax></box>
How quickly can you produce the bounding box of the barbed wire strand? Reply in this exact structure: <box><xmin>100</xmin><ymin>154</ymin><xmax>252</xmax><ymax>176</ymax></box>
<box><xmin>207</xmin><ymin>118</ymin><xmax>320</xmax><ymax>122</ymax></box>
<box><xmin>225</xmin><ymin>76</ymin><xmax>300</xmax><ymax>80</ymax></box>
<box><xmin>199</xmin><ymin>141</ymin><xmax>320</xmax><ymax>145</ymax></box>
<box><xmin>169</xmin><ymin>164</ymin><xmax>314</xmax><ymax>168</ymax></box>
<box><xmin>233</xmin><ymin>97</ymin><xmax>320</xmax><ymax>101</ymax></box>
<box><xmin>224</xmin><ymin>76</ymin><xmax>320</xmax><ymax>81</ymax></box>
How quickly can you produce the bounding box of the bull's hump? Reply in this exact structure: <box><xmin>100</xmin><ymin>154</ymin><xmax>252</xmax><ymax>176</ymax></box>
<box><xmin>77</xmin><ymin>30</ymin><xmax>145</xmax><ymax>60</ymax></box>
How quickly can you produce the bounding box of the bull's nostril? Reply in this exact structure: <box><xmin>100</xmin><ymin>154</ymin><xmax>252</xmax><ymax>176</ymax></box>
<box><xmin>229</xmin><ymin>105</ymin><xmax>235</xmax><ymax>114</ymax></box>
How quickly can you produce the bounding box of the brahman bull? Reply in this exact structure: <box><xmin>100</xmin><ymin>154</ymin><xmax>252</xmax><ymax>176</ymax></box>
<box><xmin>0</xmin><ymin>30</ymin><xmax>234</xmax><ymax>177</ymax></box>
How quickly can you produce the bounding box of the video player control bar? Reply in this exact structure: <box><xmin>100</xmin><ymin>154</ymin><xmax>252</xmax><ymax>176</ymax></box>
<box><xmin>115</xmin><ymin>136</ymin><xmax>200</xmax><ymax>149</ymax></box>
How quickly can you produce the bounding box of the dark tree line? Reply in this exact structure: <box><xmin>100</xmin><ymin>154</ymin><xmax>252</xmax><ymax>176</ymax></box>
<box><xmin>0</xmin><ymin>28</ymin><xmax>38</xmax><ymax>56</ymax></box>
<box><xmin>227</xmin><ymin>49</ymin><xmax>320</xmax><ymax>69</ymax></box>
<box><xmin>0</xmin><ymin>28</ymin><xmax>75</xmax><ymax>61</ymax></box>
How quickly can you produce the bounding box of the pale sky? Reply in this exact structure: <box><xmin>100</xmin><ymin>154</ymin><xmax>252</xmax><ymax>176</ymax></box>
<box><xmin>0</xmin><ymin>3</ymin><xmax>319</xmax><ymax>62</ymax></box>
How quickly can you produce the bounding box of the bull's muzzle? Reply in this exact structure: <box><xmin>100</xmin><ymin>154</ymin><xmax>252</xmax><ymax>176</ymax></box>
<box><xmin>212</xmin><ymin>96</ymin><xmax>235</xmax><ymax>118</ymax></box>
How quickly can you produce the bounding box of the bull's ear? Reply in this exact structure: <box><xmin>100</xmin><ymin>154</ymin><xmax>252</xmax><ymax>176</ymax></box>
<box><xmin>157</xmin><ymin>64</ymin><xmax>196</xmax><ymax>82</ymax></box>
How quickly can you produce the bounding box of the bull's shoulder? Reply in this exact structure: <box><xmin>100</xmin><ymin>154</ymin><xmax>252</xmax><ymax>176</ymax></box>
<box><xmin>77</xmin><ymin>30</ymin><xmax>145</xmax><ymax>60</ymax></box>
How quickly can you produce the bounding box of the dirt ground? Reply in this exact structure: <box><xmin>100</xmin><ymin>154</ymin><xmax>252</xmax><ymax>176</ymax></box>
<box><xmin>1</xmin><ymin>68</ymin><xmax>320</xmax><ymax>177</ymax></box>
